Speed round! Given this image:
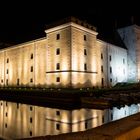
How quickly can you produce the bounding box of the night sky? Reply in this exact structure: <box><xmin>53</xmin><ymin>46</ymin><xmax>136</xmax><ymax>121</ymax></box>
<box><xmin>0</xmin><ymin>1</ymin><xmax>139</xmax><ymax>46</ymax></box>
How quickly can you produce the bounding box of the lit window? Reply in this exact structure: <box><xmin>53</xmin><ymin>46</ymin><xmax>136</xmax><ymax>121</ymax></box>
<box><xmin>56</xmin><ymin>48</ymin><xmax>60</xmax><ymax>55</ymax></box>
<box><xmin>31</xmin><ymin>66</ymin><xmax>33</xmax><ymax>72</ymax></box>
<box><xmin>56</xmin><ymin>123</ymin><xmax>60</xmax><ymax>130</ymax></box>
<box><xmin>31</xmin><ymin>53</ymin><xmax>33</xmax><ymax>59</ymax></box>
<box><xmin>56</xmin><ymin>34</ymin><xmax>60</xmax><ymax>40</ymax></box>
<box><xmin>84</xmin><ymin>49</ymin><xmax>87</xmax><ymax>55</ymax></box>
<box><xmin>56</xmin><ymin>77</ymin><xmax>60</xmax><ymax>82</ymax></box>
<box><xmin>56</xmin><ymin>63</ymin><xmax>60</xmax><ymax>70</ymax></box>
<box><xmin>84</xmin><ymin>63</ymin><xmax>87</xmax><ymax>70</ymax></box>
<box><xmin>84</xmin><ymin>35</ymin><xmax>86</xmax><ymax>41</ymax></box>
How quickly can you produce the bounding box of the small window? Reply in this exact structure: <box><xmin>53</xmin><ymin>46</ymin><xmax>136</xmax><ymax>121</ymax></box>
<box><xmin>85</xmin><ymin>122</ymin><xmax>88</xmax><ymax>129</ymax></box>
<box><xmin>30</xmin><ymin>106</ymin><xmax>33</xmax><ymax>111</ymax></box>
<box><xmin>101</xmin><ymin>65</ymin><xmax>103</xmax><ymax>73</ymax></box>
<box><xmin>1</xmin><ymin>79</ymin><xmax>3</xmax><ymax>83</ymax></box>
<box><xmin>84</xmin><ymin>63</ymin><xmax>87</xmax><ymax>71</ymax></box>
<box><xmin>31</xmin><ymin>53</ymin><xmax>33</xmax><ymax>59</ymax></box>
<box><xmin>109</xmin><ymin>55</ymin><xmax>112</xmax><ymax>61</ymax></box>
<box><xmin>17</xmin><ymin>79</ymin><xmax>20</xmax><ymax>86</ymax></box>
<box><xmin>110</xmin><ymin>67</ymin><xmax>112</xmax><ymax>74</ymax></box>
<box><xmin>123</xmin><ymin>58</ymin><xmax>125</xmax><ymax>64</ymax></box>
<box><xmin>30</xmin><ymin>117</ymin><xmax>32</xmax><ymax>123</ymax></box>
<box><xmin>110</xmin><ymin>78</ymin><xmax>112</xmax><ymax>83</ymax></box>
<box><xmin>1</xmin><ymin>102</ymin><xmax>2</xmax><ymax>106</ymax></box>
<box><xmin>31</xmin><ymin>66</ymin><xmax>33</xmax><ymax>72</ymax></box>
<box><xmin>6</xmin><ymin>102</ymin><xmax>8</xmax><ymax>106</ymax></box>
<box><xmin>56</xmin><ymin>111</ymin><xmax>60</xmax><ymax>116</ymax></box>
<box><xmin>30</xmin><ymin>78</ymin><xmax>33</xmax><ymax>83</ymax></box>
<box><xmin>101</xmin><ymin>53</ymin><xmax>103</xmax><ymax>59</ymax></box>
<box><xmin>5</xmin><ymin>123</ymin><xmax>7</xmax><ymax>128</ymax></box>
<box><xmin>102</xmin><ymin>116</ymin><xmax>104</xmax><ymax>123</ymax></box>
<box><xmin>17</xmin><ymin>103</ymin><xmax>19</xmax><ymax>109</ymax></box>
<box><xmin>56</xmin><ymin>123</ymin><xmax>60</xmax><ymax>130</ymax></box>
<box><xmin>84</xmin><ymin>35</ymin><xmax>86</xmax><ymax>41</ymax></box>
<box><xmin>56</xmin><ymin>77</ymin><xmax>60</xmax><ymax>82</ymax></box>
<box><xmin>111</xmin><ymin>113</ymin><xmax>113</xmax><ymax>120</ymax></box>
<box><xmin>6</xmin><ymin>69</ymin><xmax>8</xmax><ymax>74</ymax></box>
<box><xmin>84</xmin><ymin>49</ymin><xmax>87</xmax><ymax>55</ymax></box>
<box><xmin>7</xmin><ymin>58</ymin><xmax>9</xmax><ymax>63</ymax></box>
<box><xmin>56</xmin><ymin>63</ymin><xmax>60</xmax><ymax>70</ymax></box>
<box><xmin>56</xmin><ymin>34</ymin><xmax>60</xmax><ymax>40</ymax></box>
<box><xmin>6</xmin><ymin>112</ymin><xmax>8</xmax><ymax>117</ymax></box>
<box><xmin>6</xmin><ymin>79</ymin><xmax>8</xmax><ymax>86</ymax></box>
<box><xmin>56</xmin><ymin>48</ymin><xmax>60</xmax><ymax>55</ymax></box>
<box><xmin>101</xmin><ymin>78</ymin><xmax>104</xmax><ymax>87</ymax></box>
<box><xmin>30</xmin><ymin>131</ymin><xmax>32</xmax><ymax>136</ymax></box>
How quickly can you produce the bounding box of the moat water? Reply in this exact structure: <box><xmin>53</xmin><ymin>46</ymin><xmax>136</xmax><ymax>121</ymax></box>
<box><xmin>0</xmin><ymin>100</ymin><xmax>139</xmax><ymax>140</ymax></box>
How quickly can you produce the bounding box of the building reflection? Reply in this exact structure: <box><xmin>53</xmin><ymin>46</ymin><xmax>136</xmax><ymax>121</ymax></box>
<box><xmin>0</xmin><ymin>100</ymin><xmax>139</xmax><ymax>139</ymax></box>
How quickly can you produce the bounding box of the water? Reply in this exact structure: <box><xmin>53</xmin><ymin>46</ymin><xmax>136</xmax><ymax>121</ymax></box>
<box><xmin>0</xmin><ymin>100</ymin><xmax>139</xmax><ymax>139</ymax></box>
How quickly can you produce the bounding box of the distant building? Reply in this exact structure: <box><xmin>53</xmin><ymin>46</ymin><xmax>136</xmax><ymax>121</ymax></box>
<box><xmin>0</xmin><ymin>17</ymin><xmax>132</xmax><ymax>88</ymax></box>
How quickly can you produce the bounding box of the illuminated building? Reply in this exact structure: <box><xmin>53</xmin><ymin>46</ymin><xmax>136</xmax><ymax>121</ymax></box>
<box><xmin>0</xmin><ymin>17</ymin><xmax>128</xmax><ymax>88</ymax></box>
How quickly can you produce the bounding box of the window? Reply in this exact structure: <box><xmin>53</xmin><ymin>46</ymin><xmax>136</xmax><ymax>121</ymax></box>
<box><xmin>101</xmin><ymin>65</ymin><xmax>103</xmax><ymax>73</ymax></box>
<box><xmin>110</xmin><ymin>78</ymin><xmax>112</xmax><ymax>83</ymax></box>
<box><xmin>84</xmin><ymin>49</ymin><xmax>87</xmax><ymax>55</ymax></box>
<box><xmin>5</xmin><ymin>123</ymin><xmax>7</xmax><ymax>128</ymax></box>
<box><xmin>85</xmin><ymin>122</ymin><xmax>88</xmax><ymax>129</ymax></box>
<box><xmin>6</xmin><ymin>69</ymin><xmax>8</xmax><ymax>74</ymax></box>
<box><xmin>101</xmin><ymin>53</ymin><xmax>103</xmax><ymax>59</ymax></box>
<box><xmin>17</xmin><ymin>79</ymin><xmax>20</xmax><ymax>86</ymax></box>
<box><xmin>110</xmin><ymin>67</ymin><xmax>112</xmax><ymax>74</ymax></box>
<box><xmin>109</xmin><ymin>55</ymin><xmax>112</xmax><ymax>61</ymax></box>
<box><xmin>30</xmin><ymin>131</ymin><xmax>32</xmax><ymax>136</ymax></box>
<box><xmin>31</xmin><ymin>66</ymin><xmax>33</xmax><ymax>72</ymax></box>
<box><xmin>56</xmin><ymin>48</ymin><xmax>60</xmax><ymax>55</ymax></box>
<box><xmin>6</xmin><ymin>102</ymin><xmax>8</xmax><ymax>106</ymax></box>
<box><xmin>56</xmin><ymin>63</ymin><xmax>60</xmax><ymax>70</ymax></box>
<box><xmin>6</xmin><ymin>79</ymin><xmax>8</xmax><ymax>86</ymax></box>
<box><xmin>7</xmin><ymin>58</ymin><xmax>9</xmax><ymax>63</ymax></box>
<box><xmin>56</xmin><ymin>111</ymin><xmax>60</xmax><ymax>116</ymax></box>
<box><xmin>30</xmin><ymin>106</ymin><xmax>33</xmax><ymax>111</ymax></box>
<box><xmin>102</xmin><ymin>116</ymin><xmax>104</xmax><ymax>123</ymax></box>
<box><xmin>56</xmin><ymin>34</ymin><xmax>60</xmax><ymax>40</ymax></box>
<box><xmin>6</xmin><ymin>112</ymin><xmax>8</xmax><ymax>117</ymax></box>
<box><xmin>56</xmin><ymin>123</ymin><xmax>60</xmax><ymax>130</ymax></box>
<box><xmin>17</xmin><ymin>103</ymin><xmax>19</xmax><ymax>109</ymax></box>
<box><xmin>1</xmin><ymin>79</ymin><xmax>3</xmax><ymax>83</ymax></box>
<box><xmin>111</xmin><ymin>113</ymin><xmax>113</xmax><ymax>120</ymax></box>
<box><xmin>123</xmin><ymin>58</ymin><xmax>125</xmax><ymax>64</ymax></box>
<box><xmin>31</xmin><ymin>53</ymin><xmax>33</xmax><ymax>59</ymax></box>
<box><xmin>101</xmin><ymin>78</ymin><xmax>104</xmax><ymax>87</ymax></box>
<box><xmin>84</xmin><ymin>63</ymin><xmax>87</xmax><ymax>71</ymax></box>
<box><xmin>30</xmin><ymin>117</ymin><xmax>32</xmax><ymax>123</ymax></box>
<box><xmin>56</xmin><ymin>77</ymin><xmax>60</xmax><ymax>82</ymax></box>
<box><xmin>84</xmin><ymin>35</ymin><xmax>86</xmax><ymax>41</ymax></box>
<box><xmin>30</xmin><ymin>78</ymin><xmax>33</xmax><ymax>83</ymax></box>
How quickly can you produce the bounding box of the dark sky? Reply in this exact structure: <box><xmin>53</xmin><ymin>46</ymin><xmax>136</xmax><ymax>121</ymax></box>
<box><xmin>0</xmin><ymin>1</ymin><xmax>139</xmax><ymax>45</ymax></box>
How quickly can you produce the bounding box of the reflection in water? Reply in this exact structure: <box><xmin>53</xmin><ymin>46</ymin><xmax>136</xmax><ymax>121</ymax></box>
<box><xmin>0</xmin><ymin>100</ymin><xmax>139</xmax><ymax>139</ymax></box>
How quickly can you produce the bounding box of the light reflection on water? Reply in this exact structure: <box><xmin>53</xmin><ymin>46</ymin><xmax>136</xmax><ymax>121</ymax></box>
<box><xmin>0</xmin><ymin>100</ymin><xmax>139</xmax><ymax>139</ymax></box>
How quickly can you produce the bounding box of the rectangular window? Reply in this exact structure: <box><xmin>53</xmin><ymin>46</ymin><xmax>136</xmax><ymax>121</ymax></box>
<box><xmin>101</xmin><ymin>65</ymin><xmax>103</xmax><ymax>73</ymax></box>
<box><xmin>7</xmin><ymin>58</ymin><xmax>9</xmax><ymax>63</ymax></box>
<box><xmin>56</xmin><ymin>77</ymin><xmax>60</xmax><ymax>82</ymax></box>
<box><xmin>123</xmin><ymin>58</ymin><xmax>125</xmax><ymax>64</ymax></box>
<box><xmin>30</xmin><ymin>106</ymin><xmax>33</xmax><ymax>111</ymax></box>
<box><xmin>6</xmin><ymin>102</ymin><xmax>8</xmax><ymax>106</ymax></box>
<box><xmin>1</xmin><ymin>79</ymin><xmax>3</xmax><ymax>83</ymax></box>
<box><xmin>31</xmin><ymin>53</ymin><xmax>33</xmax><ymax>59</ymax></box>
<box><xmin>6</xmin><ymin>69</ymin><xmax>8</xmax><ymax>74</ymax></box>
<box><xmin>5</xmin><ymin>123</ymin><xmax>7</xmax><ymax>128</ymax></box>
<box><xmin>17</xmin><ymin>79</ymin><xmax>20</xmax><ymax>86</ymax></box>
<box><xmin>30</xmin><ymin>78</ymin><xmax>33</xmax><ymax>83</ymax></box>
<box><xmin>84</xmin><ymin>49</ymin><xmax>87</xmax><ymax>55</ymax></box>
<box><xmin>101</xmin><ymin>78</ymin><xmax>104</xmax><ymax>87</ymax></box>
<box><xmin>56</xmin><ymin>123</ymin><xmax>60</xmax><ymax>130</ymax></box>
<box><xmin>56</xmin><ymin>34</ymin><xmax>60</xmax><ymax>40</ymax></box>
<box><xmin>6</xmin><ymin>112</ymin><xmax>8</xmax><ymax>117</ymax></box>
<box><xmin>110</xmin><ymin>78</ymin><xmax>112</xmax><ymax>82</ymax></box>
<box><xmin>56</xmin><ymin>63</ymin><xmax>60</xmax><ymax>70</ymax></box>
<box><xmin>84</xmin><ymin>35</ymin><xmax>86</xmax><ymax>41</ymax></box>
<box><xmin>84</xmin><ymin>63</ymin><xmax>87</xmax><ymax>71</ymax></box>
<box><xmin>110</xmin><ymin>67</ymin><xmax>112</xmax><ymax>74</ymax></box>
<box><xmin>17</xmin><ymin>103</ymin><xmax>19</xmax><ymax>109</ymax></box>
<box><xmin>6</xmin><ymin>79</ymin><xmax>8</xmax><ymax>86</ymax></box>
<box><xmin>56</xmin><ymin>111</ymin><xmax>60</xmax><ymax>116</ymax></box>
<box><xmin>30</xmin><ymin>131</ymin><xmax>32</xmax><ymax>136</ymax></box>
<box><xmin>101</xmin><ymin>53</ymin><xmax>103</xmax><ymax>59</ymax></box>
<box><xmin>109</xmin><ymin>55</ymin><xmax>112</xmax><ymax>61</ymax></box>
<box><xmin>31</xmin><ymin>66</ymin><xmax>33</xmax><ymax>72</ymax></box>
<box><xmin>85</xmin><ymin>122</ymin><xmax>88</xmax><ymax>129</ymax></box>
<box><xmin>56</xmin><ymin>48</ymin><xmax>60</xmax><ymax>55</ymax></box>
<box><xmin>102</xmin><ymin>116</ymin><xmax>104</xmax><ymax>123</ymax></box>
<box><xmin>111</xmin><ymin>113</ymin><xmax>113</xmax><ymax>120</ymax></box>
<box><xmin>30</xmin><ymin>117</ymin><xmax>32</xmax><ymax>123</ymax></box>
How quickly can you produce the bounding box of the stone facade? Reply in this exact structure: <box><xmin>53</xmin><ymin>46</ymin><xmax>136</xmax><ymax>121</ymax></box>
<box><xmin>0</xmin><ymin>18</ymin><xmax>128</xmax><ymax>88</ymax></box>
